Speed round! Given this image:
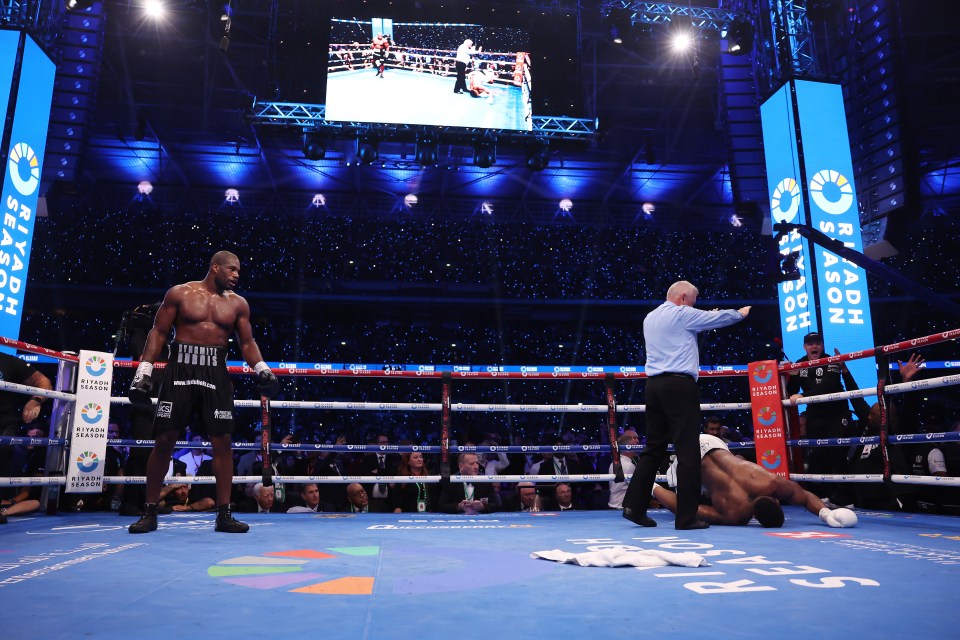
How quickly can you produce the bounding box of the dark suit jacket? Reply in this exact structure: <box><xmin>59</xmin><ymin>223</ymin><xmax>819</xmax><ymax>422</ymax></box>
<box><xmin>438</xmin><ymin>479</ymin><xmax>501</xmax><ymax>513</ymax></box>
<box><xmin>389</xmin><ymin>479</ymin><xmax>439</xmax><ymax>513</ymax></box>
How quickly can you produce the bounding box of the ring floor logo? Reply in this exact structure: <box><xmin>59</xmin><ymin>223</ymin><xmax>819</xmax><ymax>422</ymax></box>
<box><xmin>770</xmin><ymin>177</ymin><xmax>801</xmax><ymax>223</ymax></box>
<box><xmin>8</xmin><ymin>141</ymin><xmax>40</xmax><ymax>197</ymax></box>
<box><xmin>76</xmin><ymin>451</ymin><xmax>99</xmax><ymax>473</ymax></box>
<box><xmin>761</xmin><ymin>449</ymin><xmax>781</xmax><ymax>470</ymax></box>
<box><xmin>80</xmin><ymin>403</ymin><xmax>103</xmax><ymax>424</ymax></box>
<box><xmin>84</xmin><ymin>355</ymin><xmax>108</xmax><ymax>377</ymax></box>
<box><xmin>208</xmin><ymin>548</ymin><xmax>378</xmax><ymax>595</ymax></box>
<box><xmin>809</xmin><ymin>169</ymin><xmax>853</xmax><ymax>215</ymax></box>
<box><xmin>209</xmin><ymin>543</ymin><xmax>553</xmax><ymax>596</ymax></box>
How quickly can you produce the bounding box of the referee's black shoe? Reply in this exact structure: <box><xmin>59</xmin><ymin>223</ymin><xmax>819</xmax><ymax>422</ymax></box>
<box><xmin>622</xmin><ymin>508</ymin><xmax>657</xmax><ymax>527</ymax></box>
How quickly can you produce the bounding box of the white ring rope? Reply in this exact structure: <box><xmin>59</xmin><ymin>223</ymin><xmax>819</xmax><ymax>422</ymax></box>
<box><xmin>786</xmin><ymin>373</ymin><xmax>960</xmax><ymax>407</ymax></box>
<box><xmin>0</xmin><ymin>380</ymin><xmax>76</xmax><ymax>402</ymax></box>
<box><xmin>108</xmin><ymin>397</ymin><xmax>752</xmax><ymax>413</ymax></box>
<box><xmin>4</xmin><ymin>331</ymin><xmax>958</xmax><ymax>495</ymax></box>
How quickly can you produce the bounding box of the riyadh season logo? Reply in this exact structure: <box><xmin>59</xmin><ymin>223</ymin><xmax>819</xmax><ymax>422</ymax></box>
<box><xmin>757</xmin><ymin>406</ymin><xmax>778</xmax><ymax>427</ymax></box>
<box><xmin>85</xmin><ymin>355</ymin><xmax>108</xmax><ymax>377</ymax></box>
<box><xmin>80</xmin><ymin>402</ymin><xmax>104</xmax><ymax>424</ymax></box>
<box><xmin>76</xmin><ymin>451</ymin><xmax>100</xmax><ymax>473</ymax></box>
<box><xmin>770</xmin><ymin>178</ymin><xmax>801</xmax><ymax>223</ymax></box>
<box><xmin>809</xmin><ymin>169</ymin><xmax>854</xmax><ymax>215</ymax></box>
<box><xmin>8</xmin><ymin>142</ymin><xmax>41</xmax><ymax>197</ymax></box>
<box><xmin>752</xmin><ymin>364</ymin><xmax>773</xmax><ymax>384</ymax></box>
<box><xmin>760</xmin><ymin>449</ymin><xmax>781</xmax><ymax>470</ymax></box>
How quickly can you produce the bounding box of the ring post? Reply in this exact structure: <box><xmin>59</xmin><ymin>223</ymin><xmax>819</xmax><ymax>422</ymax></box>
<box><xmin>605</xmin><ymin>374</ymin><xmax>624</xmax><ymax>482</ymax></box>
<box><xmin>43</xmin><ymin>352</ymin><xmax>77</xmax><ymax>514</ymax></box>
<box><xmin>440</xmin><ymin>372</ymin><xmax>451</xmax><ymax>481</ymax></box>
<box><xmin>876</xmin><ymin>354</ymin><xmax>891</xmax><ymax>482</ymax></box>
<box><xmin>747</xmin><ymin>360</ymin><xmax>791</xmax><ymax>479</ymax></box>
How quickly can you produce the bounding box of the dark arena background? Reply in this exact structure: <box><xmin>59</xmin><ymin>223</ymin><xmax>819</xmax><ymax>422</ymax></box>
<box><xmin>1</xmin><ymin>1</ymin><xmax>959</xmax><ymax>639</ymax></box>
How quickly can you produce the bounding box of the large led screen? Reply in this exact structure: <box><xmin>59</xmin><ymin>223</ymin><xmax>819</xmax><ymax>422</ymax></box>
<box><xmin>325</xmin><ymin>17</ymin><xmax>533</xmax><ymax>131</ymax></box>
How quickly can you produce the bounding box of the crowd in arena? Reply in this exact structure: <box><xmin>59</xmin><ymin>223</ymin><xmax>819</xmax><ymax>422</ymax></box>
<box><xmin>1</xmin><ymin>209</ymin><xmax>957</xmax><ymax>520</ymax></box>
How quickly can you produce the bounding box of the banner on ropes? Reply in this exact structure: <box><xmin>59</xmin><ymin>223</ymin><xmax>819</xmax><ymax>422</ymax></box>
<box><xmin>747</xmin><ymin>360</ymin><xmax>790</xmax><ymax>479</ymax></box>
<box><xmin>65</xmin><ymin>350</ymin><xmax>114</xmax><ymax>493</ymax></box>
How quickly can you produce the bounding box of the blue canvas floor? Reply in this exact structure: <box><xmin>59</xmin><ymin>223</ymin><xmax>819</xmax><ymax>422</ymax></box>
<box><xmin>1</xmin><ymin>508</ymin><xmax>957</xmax><ymax>639</ymax></box>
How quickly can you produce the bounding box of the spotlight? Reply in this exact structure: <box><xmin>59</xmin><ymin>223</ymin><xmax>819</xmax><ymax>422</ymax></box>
<box><xmin>224</xmin><ymin>188</ymin><xmax>240</xmax><ymax>204</ymax></box>
<box><xmin>137</xmin><ymin>181</ymin><xmax>154</xmax><ymax>196</ymax></box>
<box><xmin>525</xmin><ymin>140</ymin><xmax>550</xmax><ymax>171</ymax></box>
<box><xmin>415</xmin><ymin>136</ymin><xmax>438</xmax><ymax>167</ymax></box>
<box><xmin>303</xmin><ymin>132</ymin><xmax>326</xmax><ymax>160</ymax></box>
<box><xmin>65</xmin><ymin>0</ymin><xmax>94</xmax><ymax>10</ymax></box>
<box><xmin>668</xmin><ymin>17</ymin><xmax>696</xmax><ymax>53</ymax></box>
<box><xmin>220</xmin><ymin>1</ymin><xmax>232</xmax><ymax>53</ymax></box>
<box><xmin>404</xmin><ymin>194</ymin><xmax>418</xmax><ymax>208</ymax></box>
<box><xmin>725</xmin><ymin>17</ymin><xmax>753</xmax><ymax>56</ymax></box>
<box><xmin>311</xmin><ymin>193</ymin><xmax>326</xmax><ymax>208</ymax></box>
<box><xmin>357</xmin><ymin>136</ymin><xmax>379</xmax><ymax>164</ymax></box>
<box><xmin>607</xmin><ymin>8</ymin><xmax>632</xmax><ymax>45</ymax></box>
<box><xmin>144</xmin><ymin>0</ymin><xmax>165</xmax><ymax>19</ymax></box>
<box><xmin>473</xmin><ymin>140</ymin><xmax>496</xmax><ymax>168</ymax></box>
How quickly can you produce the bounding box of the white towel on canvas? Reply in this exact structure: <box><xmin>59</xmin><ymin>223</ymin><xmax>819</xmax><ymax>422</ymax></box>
<box><xmin>531</xmin><ymin>548</ymin><xmax>709</xmax><ymax>568</ymax></box>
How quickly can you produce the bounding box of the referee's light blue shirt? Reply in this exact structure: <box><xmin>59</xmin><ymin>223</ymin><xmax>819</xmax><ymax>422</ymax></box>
<box><xmin>643</xmin><ymin>301</ymin><xmax>744</xmax><ymax>380</ymax></box>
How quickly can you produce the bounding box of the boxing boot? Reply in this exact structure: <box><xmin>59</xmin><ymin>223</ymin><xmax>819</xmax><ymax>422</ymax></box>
<box><xmin>622</xmin><ymin>507</ymin><xmax>657</xmax><ymax>527</ymax></box>
<box><xmin>128</xmin><ymin>503</ymin><xmax>158</xmax><ymax>534</ymax></box>
<box><xmin>215</xmin><ymin>504</ymin><xmax>249</xmax><ymax>533</ymax></box>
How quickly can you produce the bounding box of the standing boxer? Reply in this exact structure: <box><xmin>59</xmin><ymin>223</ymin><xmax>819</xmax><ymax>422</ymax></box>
<box><xmin>127</xmin><ymin>251</ymin><xmax>279</xmax><ymax>534</ymax></box>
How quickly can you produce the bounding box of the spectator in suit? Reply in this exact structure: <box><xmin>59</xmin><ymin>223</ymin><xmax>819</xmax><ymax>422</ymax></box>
<box><xmin>554</xmin><ymin>482</ymin><xmax>583</xmax><ymax>511</ymax></box>
<box><xmin>238</xmin><ymin>482</ymin><xmax>285</xmax><ymax>513</ymax></box>
<box><xmin>439</xmin><ymin>453</ymin><xmax>500</xmax><ymax>514</ymax></box>
<box><xmin>287</xmin><ymin>483</ymin><xmax>322</xmax><ymax>513</ymax></box>
<box><xmin>390</xmin><ymin>451</ymin><xmax>437</xmax><ymax>513</ymax></box>
<box><xmin>350</xmin><ymin>433</ymin><xmax>399</xmax><ymax>512</ymax></box>
<box><xmin>346</xmin><ymin>483</ymin><xmax>371</xmax><ymax>513</ymax></box>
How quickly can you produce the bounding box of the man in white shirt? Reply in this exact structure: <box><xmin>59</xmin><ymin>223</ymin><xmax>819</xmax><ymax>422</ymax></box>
<box><xmin>608</xmin><ymin>430</ymin><xmax>639</xmax><ymax>508</ymax></box>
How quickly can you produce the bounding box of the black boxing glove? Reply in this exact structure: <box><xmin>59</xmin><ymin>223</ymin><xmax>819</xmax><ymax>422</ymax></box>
<box><xmin>254</xmin><ymin>362</ymin><xmax>280</xmax><ymax>399</ymax></box>
<box><xmin>129</xmin><ymin>362</ymin><xmax>156</xmax><ymax>406</ymax></box>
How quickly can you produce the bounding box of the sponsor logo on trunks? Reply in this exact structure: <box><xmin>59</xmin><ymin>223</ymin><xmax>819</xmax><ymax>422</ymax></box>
<box><xmin>173</xmin><ymin>379</ymin><xmax>217</xmax><ymax>390</ymax></box>
<box><xmin>214</xmin><ymin>410</ymin><xmax>233</xmax><ymax>420</ymax></box>
<box><xmin>80</xmin><ymin>403</ymin><xmax>103</xmax><ymax>424</ymax></box>
<box><xmin>156</xmin><ymin>401</ymin><xmax>173</xmax><ymax>419</ymax></box>
<box><xmin>84</xmin><ymin>355</ymin><xmax>108</xmax><ymax>377</ymax></box>
<box><xmin>75</xmin><ymin>450</ymin><xmax>99</xmax><ymax>473</ymax></box>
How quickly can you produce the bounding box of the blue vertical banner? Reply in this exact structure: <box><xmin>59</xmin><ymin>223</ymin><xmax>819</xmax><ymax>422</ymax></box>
<box><xmin>759</xmin><ymin>83</ymin><xmax>817</xmax><ymax>364</ymax></box>
<box><xmin>1</xmin><ymin>34</ymin><xmax>56</xmax><ymax>341</ymax></box>
<box><xmin>793</xmin><ymin>80</ymin><xmax>877</xmax><ymax>392</ymax></box>
<box><xmin>761</xmin><ymin>80</ymin><xmax>877</xmax><ymax>394</ymax></box>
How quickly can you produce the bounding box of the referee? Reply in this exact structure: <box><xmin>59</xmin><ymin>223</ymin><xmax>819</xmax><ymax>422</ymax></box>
<box><xmin>622</xmin><ymin>281</ymin><xmax>750</xmax><ymax>530</ymax></box>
